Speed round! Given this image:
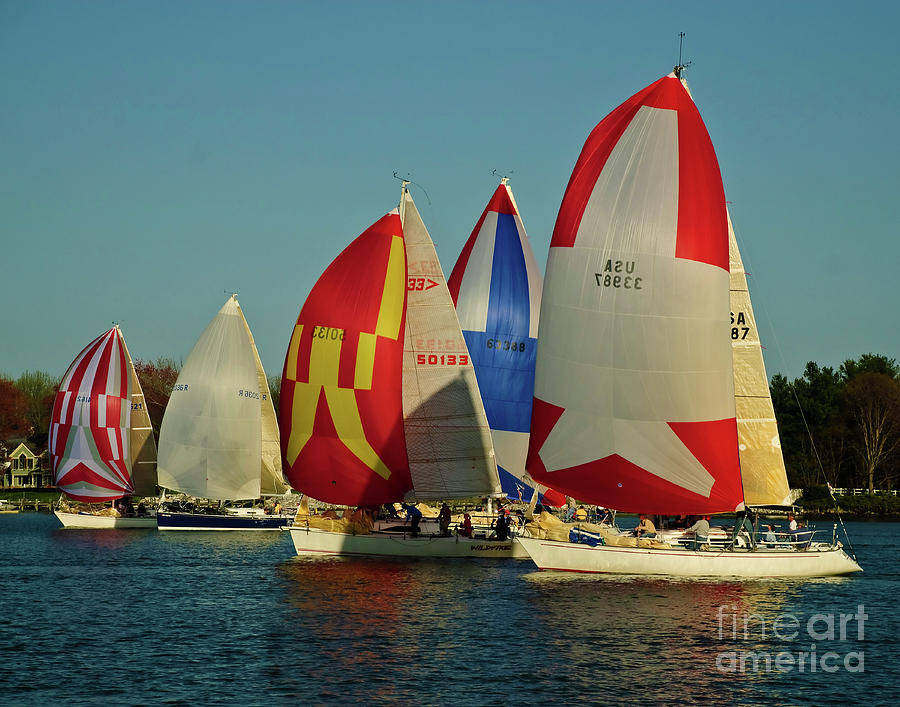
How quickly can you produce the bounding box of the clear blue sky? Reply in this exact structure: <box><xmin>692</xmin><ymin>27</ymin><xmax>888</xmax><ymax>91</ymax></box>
<box><xmin>2</xmin><ymin>0</ymin><xmax>898</xmax><ymax>383</ymax></box>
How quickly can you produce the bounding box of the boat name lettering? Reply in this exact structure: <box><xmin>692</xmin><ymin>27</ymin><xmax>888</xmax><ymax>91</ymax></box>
<box><xmin>486</xmin><ymin>339</ymin><xmax>526</xmax><ymax>352</ymax></box>
<box><xmin>595</xmin><ymin>260</ymin><xmax>642</xmax><ymax>289</ymax></box>
<box><xmin>470</xmin><ymin>544</ymin><xmax>512</xmax><ymax>551</ymax></box>
<box><xmin>238</xmin><ymin>389</ymin><xmax>260</xmax><ymax>399</ymax></box>
<box><xmin>416</xmin><ymin>354</ymin><xmax>469</xmax><ymax>367</ymax></box>
<box><xmin>311</xmin><ymin>326</ymin><xmax>344</xmax><ymax>341</ymax></box>
<box><xmin>172</xmin><ymin>384</ymin><xmax>189</xmax><ymax>392</ymax></box>
<box><xmin>730</xmin><ymin>311</ymin><xmax>750</xmax><ymax>340</ymax></box>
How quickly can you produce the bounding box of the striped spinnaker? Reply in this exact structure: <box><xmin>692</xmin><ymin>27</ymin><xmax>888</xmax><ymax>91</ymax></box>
<box><xmin>50</xmin><ymin>327</ymin><xmax>137</xmax><ymax>502</ymax></box>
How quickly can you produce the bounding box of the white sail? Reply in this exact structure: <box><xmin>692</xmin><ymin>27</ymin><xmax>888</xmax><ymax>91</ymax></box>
<box><xmin>157</xmin><ymin>296</ymin><xmax>263</xmax><ymax>500</ymax></box>
<box><xmin>399</xmin><ymin>188</ymin><xmax>500</xmax><ymax>500</ymax></box>
<box><xmin>728</xmin><ymin>211</ymin><xmax>792</xmax><ymax>506</ymax></box>
<box><xmin>237</xmin><ymin>309</ymin><xmax>287</xmax><ymax>496</ymax></box>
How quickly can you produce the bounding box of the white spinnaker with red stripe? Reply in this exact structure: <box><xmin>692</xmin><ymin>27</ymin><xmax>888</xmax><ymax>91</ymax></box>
<box><xmin>527</xmin><ymin>73</ymin><xmax>744</xmax><ymax>515</ymax></box>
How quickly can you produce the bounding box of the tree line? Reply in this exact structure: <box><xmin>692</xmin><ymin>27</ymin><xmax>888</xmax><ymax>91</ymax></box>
<box><xmin>3</xmin><ymin>353</ymin><xmax>898</xmax><ymax>495</ymax></box>
<box><xmin>771</xmin><ymin>353</ymin><xmax>900</xmax><ymax>494</ymax></box>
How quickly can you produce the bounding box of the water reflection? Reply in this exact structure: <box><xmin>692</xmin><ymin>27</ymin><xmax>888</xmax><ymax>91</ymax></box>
<box><xmin>52</xmin><ymin>527</ymin><xmax>151</xmax><ymax>552</ymax></box>
<box><xmin>276</xmin><ymin>558</ymin><xmax>508</xmax><ymax>701</ymax></box>
<box><xmin>520</xmin><ymin>572</ymin><xmax>840</xmax><ymax>702</ymax></box>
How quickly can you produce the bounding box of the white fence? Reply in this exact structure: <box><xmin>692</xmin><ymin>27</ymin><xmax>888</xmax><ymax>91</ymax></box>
<box><xmin>830</xmin><ymin>488</ymin><xmax>898</xmax><ymax>496</ymax></box>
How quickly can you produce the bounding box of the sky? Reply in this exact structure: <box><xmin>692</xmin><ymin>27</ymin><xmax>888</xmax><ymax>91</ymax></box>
<box><xmin>2</xmin><ymin>0</ymin><xmax>898</xmax><ymax>383</ymax></box>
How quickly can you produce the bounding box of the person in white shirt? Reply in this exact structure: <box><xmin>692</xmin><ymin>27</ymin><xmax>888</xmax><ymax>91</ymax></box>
<box><xmin>688</xmin><ymin>515</ymin><xmax>710</xmax><ymax>550</ymax></box>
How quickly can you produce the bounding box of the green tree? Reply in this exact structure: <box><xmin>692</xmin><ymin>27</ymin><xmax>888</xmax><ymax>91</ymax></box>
<box><xmin>133</xmin><ymin>358</ymin><xmax>180</xmax><ymax>437</ymax></box>
<box><xmin>840</xmin><ymin>353</ymin><xmax>899</xmax><ymax>382</ymax></box>
<box><xmin>267</xmin><ymin>374</ymin><xmax>281</xmax><ymax>412</ymax></box>
<box><xmin>771</xmin><ymin>363</ymin><xmax>846</xmax><ymax>488</ymax></box>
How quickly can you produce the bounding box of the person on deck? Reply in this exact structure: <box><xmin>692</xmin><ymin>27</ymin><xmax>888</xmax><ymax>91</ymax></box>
<box><xmin>688</xmin><ymin>515</ymin><xmax>710</xmax><ymax>550</ymax></box>
<box><xmin>730</xmin><ymin>510</ymin><xmax>758</xmax><ymax>551</ymax></box>
<box><xmin>787</xmin><ymin>513</ymin><xmax>798</xmax><ymax>532</ymax></box>
<box><xmin>438</xmin><ymin>503</ymin><xmax>452</xmax><ymax>537</ymax></box>
<box><xmin>404</xmin><ymin>504</ymin><xmax>422</xmax><ymax>537</ymax></box>
<box><xmin>634</xmin><ymin>514</ymin><xmax>656</xmax><ymax>539</ymax></box>
<box><xmin>574</xmin><ymin>506</ymin><xmax>587</xmax><ymax>522</ymax></box>
<box><xmin>494</xmin><ymin>509</ymin><xmax>509</xmax><ymax>541</ymax></box>
<box><xmin>458</xmin><ymin>513</ymin><xmax>473</xmax><ymax>537</ymax></box>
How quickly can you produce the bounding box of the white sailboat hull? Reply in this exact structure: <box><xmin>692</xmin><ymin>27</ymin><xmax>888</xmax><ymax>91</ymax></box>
<box><xmin>54</xmin><ymin>511</ymin><xmax>157</xmax><ymax>529</ymax></box>
<box><xmin>288</xmin><ymin>526</ymin><xmax>529</xmax><ymax>559</ymax></box>
<box><xmin>517</xmin><ymin>536</ymin><xmax>862</xmax><ymax>578</ymax></box>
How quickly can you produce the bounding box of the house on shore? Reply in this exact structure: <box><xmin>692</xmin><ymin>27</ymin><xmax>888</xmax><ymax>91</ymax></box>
<box><xmin>1</xmin><ymin>440</ymin><xmax>52</xmax><ymax>489</ymax></box>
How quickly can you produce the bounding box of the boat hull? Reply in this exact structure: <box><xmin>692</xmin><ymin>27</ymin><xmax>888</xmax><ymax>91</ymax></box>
<box><xmin>157</xmin><ymin>511</ymin><xmax>293</xmax><ymax>531</ymax></box>
<box><xmin>54</xmin><ymin>511</ymin><xmax>157</xmax><ymax>529</ymax></box>
<box><xmin>288</xmin><ymin>526</ymin><xmax>528</xmax><ymax>559</ymax></box>
<box><xmin>516</xmin><ymin>536</ymin><xmax>862</xmax><ymax>578</ymax></box>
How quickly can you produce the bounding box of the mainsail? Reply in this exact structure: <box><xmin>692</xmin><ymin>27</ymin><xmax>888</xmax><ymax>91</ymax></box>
<box><xmin>122</xmin><ymin>335</ymin><xmax>158</xmax><ymax>497</ymax></box>
<box><xmin>448</xmin><ymin>180</ymin><xmax>564</xmax><ymax>506</ymax></box>
<box><xmin>157</xmin><ymin>296</ymin><xmax>268</xmax><ymax>501</ymax></box>
<box><xmin>50</xmin><ymin>326</ymin><xmax>158</xmax><ymax>502</ymax></box>
<box><xmin>400</xmin><ymin>187</ymin><xmax>500</xmax><ymax>501</ymax></box>
<box><xmin>728</xmin><ymin>211</ymin><xmax>792</xmax><ymax>506</ymax></box>
<box><xmin>280</xmin><ymin>210</ymin><xmax>412</xmax><ymax>506</ymax></box>
<box><xmin>237</xmin><ymin>311</ymin><xmax>287</xmax><ymax>496</ymax></box>
<box><xmin>527</xmin><ymin>73</ymin><xmax>744</xmax><ymax>515</ymax></box>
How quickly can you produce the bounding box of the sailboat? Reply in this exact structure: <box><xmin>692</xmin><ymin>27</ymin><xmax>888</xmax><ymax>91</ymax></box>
<box><xmin>516</xmin><ymin>70</ymin><xmax>860</xmax><ymax>577</ymax></box>
<box><xmin>448</xmin><ymin>178</ymin><xmax>565</xmax><ymax>507</ymax></box>
<box><xmin>283</xmin><ymin>191</ymin><xmax>525</xmax><ymax>558</ymax></box>
<box><xmin>51</xmin><ymin>326</ymin><xmax>158</xmax><ymax>528</ymax></box>
<box><xmin>156</xmin><ymin>295</ymin><xmax>292</xmax><ymax>530</ymax></box>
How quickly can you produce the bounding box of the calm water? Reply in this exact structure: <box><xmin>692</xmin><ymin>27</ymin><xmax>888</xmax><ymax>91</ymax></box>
<box><xmin>0</xmin><ymin>515</ymin><xmax>897</xmax><ymax>705</ymax></box>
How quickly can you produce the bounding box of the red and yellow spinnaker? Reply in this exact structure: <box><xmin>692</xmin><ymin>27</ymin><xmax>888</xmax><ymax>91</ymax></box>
<box><xmin>280</xmin><ymin>210</ymin><xmax>412</xmax><ymax>505</ymax></box>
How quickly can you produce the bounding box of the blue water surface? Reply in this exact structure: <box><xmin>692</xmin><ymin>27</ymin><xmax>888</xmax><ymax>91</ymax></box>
<box><xmin>0</xmin><ymin>514</ymin><xmax>897</xmax><ymax>705</ymax></box>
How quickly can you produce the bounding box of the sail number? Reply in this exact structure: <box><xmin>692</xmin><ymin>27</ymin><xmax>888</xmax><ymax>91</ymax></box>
<box><xmin>408</xmin><ymin>277</ymin><xmax>439</xmax><ymax>291</ymax></box>
<box><xmin>417</xmin><ymin>354</ymin><xmax>469</xmax><ymax>366</ymax></box>
<box><xmin>311</xmin><ymin>326</ymin><xmax>344</xmax><ymax>341</ymax></box>
<box><xmin>487</xmin><ymin>339</ymin><xmax>526</xmax><ymax>352</ymax></box>
<box><xmin>595</xmin><ymin>260</ymin><xmax>642</xmax><ymax>290</ymax></box>
<box><xmin>172</xmin><ymin>384</ymin><xmax>189</xmax><ymax>392</ymax></box>
<box><xmin>76</xmin><ymin>395</ymin><xmax>91</xmax><ymax>403</ymax></box>
<box><xmin>238</xmin><ymin>389</ymin><xmax>266</xmax><ymax>400</ymax></box>
<box><xmin>131</xmin><ymin>403</ymin><xmax>144</xmax><ymax>410</ymax></box>
<box><xmin>731</xmin><ymin>311</ymin><xmax>750</xmax><ymax>340</ymax></box>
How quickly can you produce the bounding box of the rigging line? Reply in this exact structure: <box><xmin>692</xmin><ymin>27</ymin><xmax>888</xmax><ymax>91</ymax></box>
<box><xmin>730</xmin><ymin>203</ymin><xmax>856</xmax><ymax>557</ymax></box>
